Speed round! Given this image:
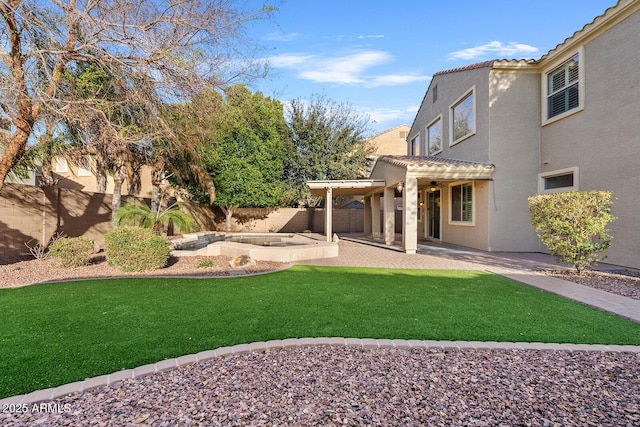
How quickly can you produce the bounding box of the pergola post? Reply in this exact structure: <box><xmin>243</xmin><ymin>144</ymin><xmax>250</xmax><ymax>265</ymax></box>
<box><xmin>371</xmin><ymin>193</ymin><xmax>381</xmax><ymax>239</ymax></box>
<box><xmin>363</xmin><ymin>196</ymin><xmax>372</xmax><ymax>236</ymax></box>
<box><xmin>324</xmin><ymin>186</ymin><xmax>333</xmax><ymax>242</ymax></box>
<box><xmin>383</xmin><ymin>186</ymin><xmax>395</xmax><ymax>245</ymax></box>
<box><xmin>402</xmin><ymin>176</ymin><xmax>418</xmax><ymax>254</ymax></box>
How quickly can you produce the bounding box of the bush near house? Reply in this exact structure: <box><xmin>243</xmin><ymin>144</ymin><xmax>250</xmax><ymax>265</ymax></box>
<box><xmin>528</xmin><ymin>191</ymin><xmax>616</xmax><ymax>274</ymax></box>
<box><xmin>104</xmin><ymin>226</ymin><xmax>170</xmax><ymax>272</ymax></box>
<box><xmin>48</xmin><ymin>237</ymin><xmax>94</xmax><ymax>268</ymax></box>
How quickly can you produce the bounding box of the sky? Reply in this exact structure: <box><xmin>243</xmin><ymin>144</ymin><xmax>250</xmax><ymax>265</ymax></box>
<box><xmin>246</xmin><ymin>0</ymin><xmax>616</xmax><ymax>134</ymax></box>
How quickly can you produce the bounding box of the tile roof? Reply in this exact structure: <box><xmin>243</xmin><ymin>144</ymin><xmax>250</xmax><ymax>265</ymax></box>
<box><xmin>377</xmin><ymin>155</ymin><xmax>494</xmax><ymax>171</ymax></box>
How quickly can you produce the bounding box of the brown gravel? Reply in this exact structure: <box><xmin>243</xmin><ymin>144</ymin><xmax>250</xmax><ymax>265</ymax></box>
<box><xmin>0</xmin><ymin>254</ymin><xmax>287</xmax><ymax>288</ymax></box>
<box><xmin>2</xmin><ymin>346</ymin><xmax>639</xmax><ymax>426</ymax></box>
<box><xmin>545</xmin><ymin>269</ymin><xmax>640</xmax><ymax>301</ymax></box>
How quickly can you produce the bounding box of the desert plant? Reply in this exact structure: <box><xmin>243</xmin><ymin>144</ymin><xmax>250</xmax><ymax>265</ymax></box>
<box><xmin>114</xmin><ymin>199</ymin><xmax>196</xmax><ymax>234</ymax></box>
<box><xmin>529</xmin><ymin>191</ymin><xmax>616</xmax><ymax>274</ymax></box>
<box><xmin>196</xmin><ymin>258</ymin><xmax>216</xmax><ymax>269</ymax></box>
<box><xmin>104</xmin><ymin>226</ymin><xmax>170</xmax><ymax>272</ymax></box>
<box><xmin>24</xmin><ymin>231</ymin><xmax>65</xmax><ymax>260</ymax></box>
<box><xmin>48</xmin><ymin>236</ymin><xmax>94</xmax><ymax>268</ymax></box>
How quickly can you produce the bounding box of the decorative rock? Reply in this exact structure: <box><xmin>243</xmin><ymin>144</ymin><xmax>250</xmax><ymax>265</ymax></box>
<box><xmin>229</xmin><ymin>255</ymin><xmax>256</xmax><ymax>268</ymax></box>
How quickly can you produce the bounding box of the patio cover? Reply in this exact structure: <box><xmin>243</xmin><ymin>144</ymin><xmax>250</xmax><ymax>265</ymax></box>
<box><xmin>307</xmin><ymin>179</ymin><xmax>387</xmax><ymax>197</ymax></box>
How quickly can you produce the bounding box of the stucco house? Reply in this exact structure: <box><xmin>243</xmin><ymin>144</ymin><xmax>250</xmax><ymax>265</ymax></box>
<box><xmin>309</xmin><ymin>0</ymin><xmax>640</xmax><ymax>270</ymax></box>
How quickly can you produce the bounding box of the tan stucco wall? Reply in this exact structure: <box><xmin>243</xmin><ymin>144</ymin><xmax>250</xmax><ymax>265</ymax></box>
<box><xmin>487</xmin><ymin>69</ymin><xmax>541</xmax><ymax>251</ymax></box>
<box><xmin>368</xmin><ymin>124</ymin><xmax>410</xmax><ymax>155</ymax></box>
<box><xmin>53</xmin><ymin>161</ymin><xmax>155</xmax><ymax>197</ymax></box>
<box><xmin>439</xmin><ymin>180</ymin><xmax>490</xmax><ymax>251</ymax></box>
<box><xmin>539</xmin><ymin>7</ymin><xmax>640</xmax><ymax>268</ymax></box>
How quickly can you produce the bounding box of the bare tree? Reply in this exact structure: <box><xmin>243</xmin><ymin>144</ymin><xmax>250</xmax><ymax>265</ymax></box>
<box><xmin>0</xmin><ymin>0</ymin><xmax>275</xmax><ymax>190</ymax></box>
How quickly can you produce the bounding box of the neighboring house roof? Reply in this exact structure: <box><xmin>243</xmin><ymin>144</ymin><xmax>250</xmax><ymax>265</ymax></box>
<box><xmin>375</xmin><ymin>155</ymin><xmax>495</xmax><ymax>180</ymax></box>
<box><xmin>367</xmin><ymin>123</ymin><xmax>410</xmax><ymax>141</ymax></box>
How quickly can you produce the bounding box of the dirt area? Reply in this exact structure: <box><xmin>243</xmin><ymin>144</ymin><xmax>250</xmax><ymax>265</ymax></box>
<box><xmin>0</xmin><ymin>254</ymin><xmax>287</xmax><ymax>288</ymax></box>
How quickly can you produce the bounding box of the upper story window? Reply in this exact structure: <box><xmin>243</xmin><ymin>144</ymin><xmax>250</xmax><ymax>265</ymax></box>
<box><xmin>542</xmin><ymin>48</ymin><xmax>584</xmax><ymax>124</ymax></box>
<box><xmin>427</xmin><ymin>116</ymin><xmax>442</xmax><ymax>155</ymax></box>
<box><xmin>450</xmin><ymin>87</ymin><xmax>475</xmax><ymax>146</ymax></box>
<box><xmin>432</xmin><ymin>85</ymin><xmax>438</xmax><ymax>103</ymax></box>
<box><xmin>54</xmin><ymin>157</ymin><xmax>68</xmax><ymax>173</ymax></box>
<box><xmin>77</xmin><ymin>155</ymin><xmax>93</xmax><ymax>177</ymax></box>
<box><xmin>410</xmin><ymin>134</ymin><xmax>420</xmax><ymax>156</ymax></box>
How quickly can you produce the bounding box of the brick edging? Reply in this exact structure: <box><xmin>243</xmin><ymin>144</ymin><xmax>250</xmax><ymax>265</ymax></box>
<box><xmin>2</xmin><ymin>337</ymin><xmax>640</xmax><ymax>407</ymax></box>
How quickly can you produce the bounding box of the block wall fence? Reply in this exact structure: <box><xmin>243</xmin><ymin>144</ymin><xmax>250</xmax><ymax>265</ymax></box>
<box><xmin>0</xmin><ymin>184</ymin><xmax>367</xmax><ymax>260</ymax></box>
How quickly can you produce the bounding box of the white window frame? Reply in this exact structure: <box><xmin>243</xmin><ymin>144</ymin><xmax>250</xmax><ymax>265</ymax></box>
<box><xmin>409</xmin><ymin>134</ymin><xmax>420</xmax><ymax>156</ymax></box>
<box><xmin>449</xmin><ymin>86</ymin><xmax>476</xmax><ymax>146</ymax></box>
<box><xmin>448</xmin><ymin>181</ymin><xmax>475</xmax><ymax>226</ymax></box>
<box><xmin>542</xmin><ymin>47</ymin><xmax>584</xmax><ymax>125</ymax></box>
<box><xmin>426</xmin><ymin>114</ymin><xmax>443</xmax><ymax>156</ymax></box>
<box><xmin>54</xmin><ymin>157</ymin><xmax>68</xmax><ymax>173</ymax></box>
<box><xmin>538</xmin><ymin>167</ymin><xmax>579</xmax><ymax>193</ymax></box>
<box><xmin>77</xmin><ymin>155</ymin><xmax>93</xmax><ymax>177</ymax></box>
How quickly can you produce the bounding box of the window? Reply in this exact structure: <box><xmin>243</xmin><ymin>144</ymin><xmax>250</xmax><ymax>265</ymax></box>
<box><xmin>399</xmin><ymin>130</ymin><xmax>408</xmax><ymax>139</ymax></box>
<box><xmin>410</xmin><ymin>135</ymin><xmax>420</xmax><ymax>156</ymax></box>
<box><xmin>542</xmin><ymin>49</ymin><xmax>584</xmax><ymax>124</ymax></box>
<box><xmin>77</xmin><ymin>155</ymin><xmax>92</xmax><ymax>177</ymax></box>
<box><xmin>450</xmin><ymin>88</ymin><xmax>475</xmax><ymax>145</ymax></box>
<box><xmin>432</xmin><ymin>85</ymin><xmax>438</xmax><ymax>103</ymax></box>
<box><xmin>450</xmin><ymin>182</ymin><xmax>473</xmax><ymax>223</ymax></box>
<box><xmin>538</xmin><ymin>167</ymin><xmax>579</xmax><ymax>192</ymax></box>
<box><xmin>427</xmin><ymin>116</ymin><xmax>442</xmax><ymax>155</ymax></box>
<box><xmin>54</xmin><ymin>157</ymin><xmax>68</xmax><ymax>173</ymax></box>
<box><xmin>547</xmin><ymin>55</ymin><xmax>579</xmax><ymax>119</ymax></box>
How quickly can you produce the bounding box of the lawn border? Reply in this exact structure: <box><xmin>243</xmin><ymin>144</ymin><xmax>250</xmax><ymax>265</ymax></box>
<box><xmin>2</xmin><ymin>337</ymin><xmax>640</xmax><ymax>407</ymax></box>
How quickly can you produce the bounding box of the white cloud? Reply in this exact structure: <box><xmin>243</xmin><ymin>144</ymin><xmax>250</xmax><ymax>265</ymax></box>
<box><xmin>357</xmin><ymin>34</ymin><xmax>384</xmax><ymax>40</ymax></box>
<box><xmin>368</xmin><ymin>74</ymin><xmax>431</xmax><ymax>88</ymax></box>
<box><xmin>448</xmin><ymin>41</ymin><xmax>539</xmax><ymax>60</ymax></box>
<box><xmin>266</xmin><ymin>50</ymin><xmax>429</xmax><ymax>87</ymax></box>
<box><xmin>362</xmin><ymin>105</ymin><xmax>420</xmax><ymax>125</ymax></box>
<box><xmin>263</xmin><ymin>32</ymin><xmax>302</xmax><ymax>42</ymax></box>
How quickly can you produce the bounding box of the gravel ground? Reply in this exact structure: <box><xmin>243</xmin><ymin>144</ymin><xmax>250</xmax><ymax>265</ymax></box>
<box><xmin>0</xmin><ymin>255</ymin><xmax>287</xmax><ymax>289</ymax></box>
<box><xmin>2</xmin><ymin>256</ymin><xmax>640</xmax><ymax>426</ymax></box>
<box><xmin>546</xmin><ymin>270</ymin><xmax>640</xmax><ymax>301</ymax></box>
<box><xmin>2</xmin><ymin>346</ymin><xmax>639</xmax><ymax>426</ymax></box>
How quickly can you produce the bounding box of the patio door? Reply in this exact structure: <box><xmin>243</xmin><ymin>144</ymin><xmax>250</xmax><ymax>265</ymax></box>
<box><xmin>427</xmin><ymin>190</ymin><xmax>440</xmax><ymax>239</ymax></box>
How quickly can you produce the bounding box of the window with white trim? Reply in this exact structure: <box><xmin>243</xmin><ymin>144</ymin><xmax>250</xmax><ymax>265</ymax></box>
<box><xmin>547</xmin><ymin>54</ymin><xmax>579</xmax><ymax>119</ymax></box>
<box><xmin>77</xmin><ymin>155</ymin><xmax>93</xmax><ymax>176</ymax></box>
<box><xmin>427</xmin><ymin>116</ymin><xmax>442</xmax><ymax>155</ymax></box>
<box><xmin>450</xmin><ymin>182</ymin><xmax>473</xmax><ymax>223</ymax></box>
<box><xmin>450</xmin><ymin>88</ymin><xmax>475</xmax><ymax>145</ymax></box>
<box><xmin>410</xmin><ymin>135</ymin><xmax>420</xmax><ymax>156</ymax></box>
<box><xmin>54</xmin><ymin>157</ymin><xmax>68</xmax><ymax>173</ymax></box>
<box><xmin>538</xmin><ymin>167</ymin><xmax>579</xmax><ymax>192</ymax></box>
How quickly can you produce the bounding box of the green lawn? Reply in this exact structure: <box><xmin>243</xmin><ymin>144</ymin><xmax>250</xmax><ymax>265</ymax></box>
<box><xmin>2</xmin><ymin>265</ymin><xmax>640</xmax><ymax>398</ymax></box>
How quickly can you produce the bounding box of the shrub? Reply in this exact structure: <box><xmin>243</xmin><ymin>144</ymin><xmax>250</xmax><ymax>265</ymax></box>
<box><xmin>528</xmin><ymin>191</ymin><xmax>616</xmax><ymax>274</ymax></box>
<box><xmin>114</xmin><ymin>201</ymin><xmax>196</xmax><ymax>234</ymax></box>
<box><xmin>104</xmin><ymin>226</ymin><xmax>170</xmax><ymax>272</ymax></box>
<box><xmin>48</xmin><ymin>236</ymin><xmax>94</xmax><ymax>268</ymax></box>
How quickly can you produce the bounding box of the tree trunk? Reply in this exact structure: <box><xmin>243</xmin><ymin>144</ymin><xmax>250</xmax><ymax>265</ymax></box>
<box><xmin>150</xmin><ymin>165</ymin><xmax>164</xmax><ymax>214</ymax></box>
<box><xmin>94</xmin><ymin>149</ymin><xmax>108</xmax><ymax>193</ymax></box>
<box><xmin>0</xmin><ymin>125</ymin><xmax>31</xmax><ymax>192</ymax></box>
<box><xmin>221</xmin><ymin>205</ymin><xmax>236</xmax><ymax>232</ymax></box>
<box><xmin>111</xmin><ymin>162</ymin><xmax>126</xmax><ymax>225</ymax></box>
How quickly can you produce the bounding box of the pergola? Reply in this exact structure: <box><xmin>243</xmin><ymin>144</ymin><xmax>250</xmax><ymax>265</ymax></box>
<box><xmin>307</xmin><ymin>156</ymin><xmax>495</xmax><ymax>253</ymax></box>
<box><xmin>307</xmin><ymin>179</ymin><xmax>386</xmax><ymax>242</ymax></box>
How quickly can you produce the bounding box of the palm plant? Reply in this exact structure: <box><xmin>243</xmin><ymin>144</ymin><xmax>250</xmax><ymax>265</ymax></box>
<box><xmin>113</xmin><ymin>197</ymin><xmax>196</xmax><ymax>234</ymax></box>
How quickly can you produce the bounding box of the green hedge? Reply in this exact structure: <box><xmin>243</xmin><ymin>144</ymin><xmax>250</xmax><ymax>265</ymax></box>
<box><xmin>48</xmin><ymin>237</ymin><xmax>94</xmax><ymax>268</ymax></box>
<box><xmin>104</xmin><ymin>226</ymin><xmax>170</xmax><ymax>272</ymax></box>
